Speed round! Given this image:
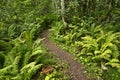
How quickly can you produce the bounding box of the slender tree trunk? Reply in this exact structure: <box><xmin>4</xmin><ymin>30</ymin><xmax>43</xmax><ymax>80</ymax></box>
<box><xmin>60</xmin><ymin>0</ymin><xmax>67</xmax><ymax>27</ymax></box>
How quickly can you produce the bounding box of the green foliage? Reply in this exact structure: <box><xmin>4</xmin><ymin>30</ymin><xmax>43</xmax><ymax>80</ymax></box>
<box><xmin>0</xmin><ymin>0</ymin><xmax>65</xmax><ymax>79</ymax></box>
<box><xmin>50</xmin><ymin>20</ymin><xmax>120</xmax><ymax>79</ymax></box>
<box><xmin>50</xmin><ymin>1</ymin><xmax>120</xmax><ymax>79</ymax></box>
<box><xmin>0</xmin><ymin>28</ymin><xmax>59</xmax><ymax>80</ymax></box>
<box><xmin>0</xmin><ymin>0</ymin><xmax>55</xmax><ymax>39</ymax></box>
<box><xmin>1</xmin><ymin>0</ymin><xmax>120</xmax><ymax>80</ymax></box>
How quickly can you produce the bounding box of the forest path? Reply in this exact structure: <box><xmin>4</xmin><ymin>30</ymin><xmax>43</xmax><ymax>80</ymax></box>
<box><xmin>41</xmin><ymin>30</ymin><xmax>88</xmax><ymax>80</ymax></box>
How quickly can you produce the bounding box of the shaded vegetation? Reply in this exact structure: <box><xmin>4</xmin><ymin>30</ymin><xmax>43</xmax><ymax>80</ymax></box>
<box><xmin>0</xmin><ymin>0</ymin><xmax>66</xmax><ymax>80</ymax></box>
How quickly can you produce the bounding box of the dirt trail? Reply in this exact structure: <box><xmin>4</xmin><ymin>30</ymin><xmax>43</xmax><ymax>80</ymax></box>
<box><xmin>41</xmin><ymin>30</ymin><xmax>88</xmax><ymax>80</ymax></box>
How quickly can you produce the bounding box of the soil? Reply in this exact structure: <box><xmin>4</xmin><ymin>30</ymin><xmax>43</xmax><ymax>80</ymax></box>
<box><xmin>40</xmin><ymin>30</ymin><xmax>89</xmax><ymax>80</ymax></box>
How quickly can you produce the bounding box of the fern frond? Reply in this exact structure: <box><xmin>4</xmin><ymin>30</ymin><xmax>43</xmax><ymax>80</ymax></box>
<box><xmin>20</xmin><ymin>62</ymin><xmax>42</xmax><ymax>80</ymax></box>
<box><xmin>33</xmin><ymin>38</ymin><xmax>43</xmax><ymax>48</ymax></box>
<box><xmin>11</xmin><ymin>75</ymin><xmax>22</xmax><ymax>80</ymax></box>
<box><xmin>8</xmin><ymin>24</ymin><xmax>16</xmax><ymax>38</ymax></box>
<box><xmin>108</xmin><ymin>43</ymin><xmax>119</xmax><ymax>58</ymax></box>
<box><xmin>93</xmin><ymin>49</ymin><xmax>112</xmax><ymax>60</ymax></box>
<box><xmin>0</xmin><ymin>65</ymin><xmax>13</xmax><ymax>76</ymax></box>
<box><xmin>32</xmin><ymin>46</ymin><xmax>42</xmax><ymax>52</ymax></box>
<box><xmin>4</xmin><ymin>50</ymin><xmax>18</xmax><ymax>67</ymax></box>
<box><xmin>106</xmin><ymin>62</ymin><xmax>120</xmax><ymax>68</ymax></box>
<box><xmin>94</xmin><ymin>51</ymin><xmax>101</xmax><ymax>55</ymax></box>
<box><xmin>31</xmin><ymin>50</ymin><xmax>43</xmax><ymax>57</ymax></box>
<box><xmin>29</xmin><ymin>27</ymin><xmax>36</xmax><ymax>41</ymax></box>
<box><xmin>26</xmin><ymin>64</ymin><xmax>42</xmax><ymax>80</ymax></box>
<box><xmin>12</xmin><ymin>55</ymin><xmax>21</xmax><ymax>72</ymax></box>
<box><xmin>20</xmin><ymin>62</ymin><xmax>36</xmax><ymax>74</ymax></box>
<box><xmin>23</xmin><ymin>51</ymin><xmax>31</xmax><ymax>66</ymax></box>
<box><xmin>109</xmin><ymin>59</ymin><xmax>120</xmax><ymax>63</ymax></box>
<box><xmin>81</xmin><ymin>36</ymin><xmax>98</xmax><ymax>50</ymax></box>
<box><xmin>100</xmin><ymin>32</ymin><xmax>120</xmax><ymax>53</ymax></box>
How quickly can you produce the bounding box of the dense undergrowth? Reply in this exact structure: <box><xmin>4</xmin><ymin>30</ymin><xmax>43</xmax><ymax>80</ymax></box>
<box><xmin>1</xmin><ymin>0</ymin><xmax>120</xmax><ymax>80</ymax></box>
<box><xmin>50</xmin><ymin>21</ymin><xmax>120</xmax><ymax>80</ymax></box>
<box><xmin>50</xmin><ymin>0</ymin><xmax>120</xmax><ymax>80</ymax></box>
<box><xmin>0</xmin><ymin>0</ymin><xmax>66</xmax><ymax>80</ymax></box>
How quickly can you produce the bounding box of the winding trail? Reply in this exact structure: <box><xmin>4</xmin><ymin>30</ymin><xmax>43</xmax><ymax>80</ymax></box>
<box><xmin>41</xmin><ymin>30</ymin><xmax>88</xmax><ymax>80</ymax></box>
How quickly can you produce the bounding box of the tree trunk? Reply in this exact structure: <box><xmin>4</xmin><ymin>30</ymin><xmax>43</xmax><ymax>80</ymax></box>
<box><xmin>60</xmin><ymin>0</ymin><xmax>67</xmax><ymax>27</ymax></box>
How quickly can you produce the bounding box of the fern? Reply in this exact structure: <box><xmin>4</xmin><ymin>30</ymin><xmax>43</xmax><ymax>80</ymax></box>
<box><xmin>20</xmin><ymin>62</ymin><xmax>42</xmax><ymax>80</ymax></box>
<box><xmin>23</xmin><ymin>51</ymin><xmax>31</xmax><ymax>66</ymax></box>
<box><xmin>12</xmin><ymin>55</ymin><xmax>21</xmax><ymax>73</ymax></box>
<box><xmin>0</xmin><ymin>65</ymin><xmax>13</xmax><ymax>76</ymax></box>
<box><xmin>8</xmin><ymin>24</ymin><xmax>16</xmax><ymax>38</ymax></box>
<box><xmin>100</xmin><ymin>32</ymin><xmax>120</xmax><ymax>53</ymax></box>
<box><xmin>19</xmin><ymin>27</ymin><xmax>36</xmax><ymax>50</ymax></box>
<box><xmin>31</xmin><ymin>50</ymin><xmax>42</xmax><ymax>57</ymax></box>
<box><xmin>33</xmin><ymin>38</ymin><xmax>43</xmax><ymax>48</ymax></box>
<box><xmin>25</xmin><ymin>64</ymin><xmax>42</xmax><ymax>80</ymax></box>
<box><xmin>52</xmin><ymin>22</ymin><xmax>120</xmax><ymax>79</ymax></box>
<box><xmin>0</xmin><ymin>28</ymin><xmax>57</xmax><ymax>80</ymax></box>
<box><xmin>92</xmin><ymin>49</ymin><xmax>112</xmax><ymax>61</ymax></box>
<box><xmin>106</xmin><ymin>59</ymin><xmax>120</xmax><ymax>68</ymax></box>
<box><xmin>49</xmin><ymin>21</ymin><xmax>66</xmax><ymax>41</ymax></box>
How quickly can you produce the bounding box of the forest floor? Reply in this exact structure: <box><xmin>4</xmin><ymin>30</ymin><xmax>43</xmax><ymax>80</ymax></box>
<box><xmin>41</xmin><ymin>30</ymin><xmax>89</xmax><ymax>80</ymax></box>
